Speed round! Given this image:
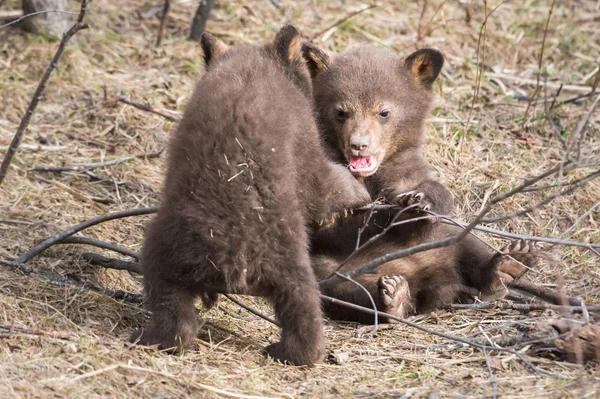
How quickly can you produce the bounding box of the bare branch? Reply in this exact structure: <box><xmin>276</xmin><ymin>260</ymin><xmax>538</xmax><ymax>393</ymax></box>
<box><xmin>81</xmin><ymin>252</ymin><xmax>142</xmax><ymax>274</ymax></box>
<box><xmin>520</xmin><ymin>0</ymin><xmax>556</xmax><ymax>132</ymax></box>
<box><xmin>15</xmin><ymin>207</ymin><xmax>158</xmax><ymax>264</ymax></box>
<box><xmin>0</xmin><ymin>1</ymin><xmax>89</xmax><ymax>186</ymax></box>
<box><xmin>223</xmin><ymin>295</ymin><xmax>279</xmax><ymax>327</ymax></box>
<box><xmin>310</xmin><ymin>4</ymin><xmax>377</xmax><ymax>41</ymax></box>
<box><xmin>449</xmin><ymin>302</ymin><xmax>600</xmax><ymax>313</ymax></box>
<box><xmin>0</xmin><ymin>258</ymin><xmax>143</xmax><ymax>303</ymax></box>
<box><xmin>59</xmin><ymin>236</ymin><xmax>140</xmax><ymax>259</ymax></box>
<box><xmin>0</xmin><ymin>9</ymin><xmax>78</xmax><ymax>30</ymax></box>
<box><xmin>110</xmin><ymin>96</ymin><xmax>181</xmax><ymax>122</ymax></box>
<box><xmin>32</xmin><ymin>152</ymin><xmax>162</xmax><ymax>173</ymax></box>
<box><xmin>320</xmin><ymin>295</ymin><xmax>566</xmax><ymax>378</ymax></box>
<box><xmin>439</xmin><ymin>218</ymin><xmax>600</xmax><ymax>251</ymax></box>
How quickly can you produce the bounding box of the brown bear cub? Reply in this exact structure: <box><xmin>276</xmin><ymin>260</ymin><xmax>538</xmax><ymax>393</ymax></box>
<box><xmin>302</xmin><ymin>44</ymin><xmax>537</xmax><ymax>323</ymax></box>
<box><xmin>129</xmin><ymin>26</ymin><xmax>371</xmax><ymax>366</ymax></box>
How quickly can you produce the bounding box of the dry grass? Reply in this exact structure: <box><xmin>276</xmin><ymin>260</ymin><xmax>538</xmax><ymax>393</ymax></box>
<box><xmin>1</xmin><ymin>0</ymin><xmax>599</xmax><ymax>397</ymax></box>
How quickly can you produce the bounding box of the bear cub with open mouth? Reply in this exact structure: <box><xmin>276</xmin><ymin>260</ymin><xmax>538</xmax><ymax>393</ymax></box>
<box><xmin>302</xmin><ymin>43</ymin><xmax>538</xmax><ymax>323</ymax></box>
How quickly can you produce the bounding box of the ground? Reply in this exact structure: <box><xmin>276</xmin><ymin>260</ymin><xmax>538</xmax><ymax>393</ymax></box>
<box><xmin>0</xmin><ymin>0</ymin><xmax>599</xmax><ymax>398</ymax></box>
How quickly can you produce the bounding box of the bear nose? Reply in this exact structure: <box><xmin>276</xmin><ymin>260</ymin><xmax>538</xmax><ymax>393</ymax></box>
<box><xmin>350</xmin><ymin>136</ymin><xmax>370</xmax><ymax>152</ymax></box>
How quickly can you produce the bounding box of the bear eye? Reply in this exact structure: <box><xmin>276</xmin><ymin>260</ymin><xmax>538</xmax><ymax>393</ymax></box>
<box><xmin>378</xmin><ymin>110</ymin><xmax>390</xmax><ymax>119</ymax></box>
<box><xmin>335</xmin><ymin>108</ymin><xmax>348</xmax><ymax>121</ymax></box>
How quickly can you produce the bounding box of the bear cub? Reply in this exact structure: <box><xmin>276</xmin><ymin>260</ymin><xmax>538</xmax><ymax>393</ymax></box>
<box><xmin>302</xmin><ymin>43</ymin><xmax>537</xmax><ymax>323</ymax></box>
<box><xmin>129</xmin><ymin>26</ymin><xmax>371</xmax><ymax>366</ymax></box>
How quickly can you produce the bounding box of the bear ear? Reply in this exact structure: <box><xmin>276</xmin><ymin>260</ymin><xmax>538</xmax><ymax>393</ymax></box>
<box><xmin>403</xmin><ymin>48</ymin><xmax>444</xmax><ymax>87</ymax></box>
<box><xmin>301</xmin><ymin>42</ymin><xmax>332</xmax><ymax>78</ymax></box>
<box><xmin>273</xmin><ymin>25</ymin><xmax>303</xmax><ymax>66</ymax></box>
<box><xmin>201</xmin><ymin>32</ymin><xmax>230</xmax><ymax>67</ymax></box>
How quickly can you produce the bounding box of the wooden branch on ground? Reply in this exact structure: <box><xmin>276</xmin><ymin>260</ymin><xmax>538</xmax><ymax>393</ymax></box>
<box><xmin>320</xmin><ymin>295</ymin><xmax>566</xmax><ymax>378</ymax></box>
<box><xmin>439</xmin><ymin>218</ymin><xmax>600</xmax><ymax>251</ymax></box>
<box><xmin>223</xmin><ymin>294</ymin><xmax>279</xmax><ymax>327</ymax></box>
<box><xmin>509</xmin><ymin>280</ymin><xmax>581</xmax><ymax>306</ymax></box>
<box><xmin>310</xmin><ymin>4</ymin><xmax>377</xmax><ymax>41</ymax></box>
<box><xmin>32</xmin><ymin>152</ymin><xmax>162</xmax><ymax>173</ymax></box>
<box><xmin>81</xmin><ymin>252</ymin><xmax>142</xmax><ymax>274</ymax></box>
<box><xmin>15</xmin><ymin>207</ymin><xmax>158</xmax><ymax>264</ymax></box>
<box><xmin>108</xmin><ymin>96</ymin><xmax>180</xmax><ymax>122</ymax></box>
<box><xmin>0</xmin><ymin>0</ymin><xmax>89</xmax><ymax>186</ymax></box>
<box><xmin>60</xmin><ymin>236</ymin><xmax>140</xmax><ymax>259</ymax></box>
<box><xmin>0</xmin><ymin>258</ymin><xmax>143</xmax><ymax>303</ymax></box>
<box><xmin>449</xmin><ymin>302</ymin><xmax>599</xmax><ymax>313</ymax></box>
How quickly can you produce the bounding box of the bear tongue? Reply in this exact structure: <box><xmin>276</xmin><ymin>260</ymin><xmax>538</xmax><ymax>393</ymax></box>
<box><xmin>349</xmin><ymin>156</ymin><xmax>371</xmax><ymax>169</ymax></box>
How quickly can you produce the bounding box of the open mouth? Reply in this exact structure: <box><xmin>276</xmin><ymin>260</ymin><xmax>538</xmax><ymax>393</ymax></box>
<box><xmin>348</xmin><ymin>155</ymin><xmax>378</xmax><ymax>175</ymax></box>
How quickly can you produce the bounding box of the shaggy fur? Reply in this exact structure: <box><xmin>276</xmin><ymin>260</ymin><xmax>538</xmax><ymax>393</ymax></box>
<box><xmin>302</xmin><ymin>44</ymin><xmax>537</xmax><ymax>323</ymax></box>
<box><xmin>129</xmin><ymin>26</ymin><xmax>371</xmax><ymax>366</ymax></box>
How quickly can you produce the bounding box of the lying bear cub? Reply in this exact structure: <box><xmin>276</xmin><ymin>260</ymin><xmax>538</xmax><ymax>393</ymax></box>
<box><xmin>129</xmin><ymin>26</ymin><xmax>371</xmax><ymax>366</ymax></box>
<box><xmin>302</xmin><ymin>43</ymin><xmax>538</xmax><ymax>323</ymax></box>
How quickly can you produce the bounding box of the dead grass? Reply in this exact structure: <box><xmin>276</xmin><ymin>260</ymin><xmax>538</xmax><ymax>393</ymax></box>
<box><xmin>1</xmin><ymin>0</ymin><xmax>599</xmax><ymax>397</ymax></box>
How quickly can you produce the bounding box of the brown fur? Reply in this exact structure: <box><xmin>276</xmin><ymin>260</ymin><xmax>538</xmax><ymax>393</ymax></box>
<box><xmin>129</xmin><ymin>26</ymin><xmax>371</xmax><ymax>366</ymax></box>
<box><xmin>302</xmin><ymin>44</ymin><xmax>537</xmax><ymax>323</ymax></box>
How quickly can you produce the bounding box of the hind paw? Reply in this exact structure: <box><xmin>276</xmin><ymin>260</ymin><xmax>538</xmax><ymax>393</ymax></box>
<box><xmin>497</xmin><ymin>239</ymin><xmax>538</xmax><ymax>280</ymax></box>
<box><xmin>378</xmin><ymin>275</ymin><xmax>411</xmax><ymax>317</ymax></box>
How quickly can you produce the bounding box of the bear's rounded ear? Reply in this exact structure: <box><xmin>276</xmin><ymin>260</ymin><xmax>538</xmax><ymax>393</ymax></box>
<box><xmin>273</xmin><ymin>25</ymin><xmax>303</xmax><ymax>66</ymax></box>
<box><xmin>201</xmin><ymin>32</ymin><xmax>230</xmax><ymax>67</ymax></box>
<box><xmin>301</xmin><ymin>42</ymin><xmax>331</xmax><ymax>78</ymax></box>
<box><xmin>403</xmin><ymin>48</ymin><xmax>444</xmax><ymax>87</ymax></box>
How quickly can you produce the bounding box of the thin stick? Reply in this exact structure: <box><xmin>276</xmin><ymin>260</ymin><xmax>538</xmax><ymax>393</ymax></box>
<box><xmin>33</xmin><ymin>152</ymin><xmax>161</xmax><ymax>173</ymax></box>
<box><xmin>0</xmin><ymin>258</ymin><xmax>143</xmax><ymax>303</ymax></box>
<box><xmin>439</xmin><ymin>217</ymin><xmax>600</xmax><ymax>250</ymax></box>
<box><xmin>15</xmin><ymin>207</ymin><xmax>158</xmax><ymax>264</ymax></box>
<box><xmin>310</xmin><ymin>4</ymin><xmax>377</xmax><ymax>41</ymax></box>
<box><xmin>156</xmin><ymin>0</ymin><xmax>170</xmax><ymax>46</ymax></box>
<box><xmin>320</xmin><ymin>295</ymin><xmax>566</xmax><ymax>379</ymax></box>
<box><xmin>111</xmin><ymin>96</ymin><xmax>180</xmax><ymax>122</ymax></box>
<box><xmin>448</xmin><ymin>302</ymin><xmax>599</xmax><ymax>313</ymax></box>
<box><xmin>0</xmin><ymin>1</ymin><xmax>89</xmax><ymax>186</ymax></box>
<box><xmin>334</xmin><ymin>272</ymin><xmax>379</xmax><ymax>332</ymax></box>
<box><xmin>223</xmin><ymin>295</ymin><xmax>279</xmax><ymax>327</ymax></box>
<box><xmin>81</xmin><ymin>252</ymin><xmax>142</xmax><ymax>274</ymax></box>
<box><xmin>0</xmin><ymin>9</ymin><xmax>79</xmax><ymax>30</ymax></box>
<box><xmin>61</xmin><ymin>236</ymin><xmax>140</xmax><ymax>259</ymax></box>
<box><xmin>520</xmin><ymin>0</ymin><xmax>556</xmax><ymax>132</ymax></box>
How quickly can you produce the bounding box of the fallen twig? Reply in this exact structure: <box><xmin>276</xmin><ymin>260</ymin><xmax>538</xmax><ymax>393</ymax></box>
<box><xmin>32</xmin><ymin>152</ymin><xmax>161</xmax><ymax>173</ymax></box>
<box><xmin>223</xmin><ymin>294</ymin><xmax>279</xmax><ymax>327</ymax></box>
<box><xmin>0</xmin><ymin>1</ymin><xmax>89</xmax><ymax>186</ymax></box>
<box><xmin>310</xmin><ymin>4</ymin><xmax>377</xmax><ymax>41</ymax></box>
<box><xmin>0</xmin><ymin>258</ymin><xmax>143</xmax><ymax>303</ymax></box>
<box><xmin>81</xmin><ymin>252</ymin><xmax>142</xmax><ymax>273</ymax></box>
<box><xmin>0</xmin><ymin>9</ymin><xmax>78</xmax><ymax>30</ymax></box>
<box><xmin>60</xmin><ymin>236</ymin><xmax>140</xmax><ymax>259</ymax></box>
<box><xmin>520</xmin><ymin>0</ymin><xmax>556</xmax><ymax>132</ymax></box>
<box><xmin>107</xmin><ymin>96</ymin><xmax>180</xmax><ymax>122</ymax></box>
<box><xmin>15</xmin><ymin>207</ymin><xmax>158</xmax><ymax>264</ymax></box>
<box><xmin>449</xmin><ymin>302</ymin><xmax>600</xmax><ymax>313</ymax></box>
<box><xmin>320</xmin><ymin>295</ymin><xmax>566</xmax><ymax>379</ymax></box>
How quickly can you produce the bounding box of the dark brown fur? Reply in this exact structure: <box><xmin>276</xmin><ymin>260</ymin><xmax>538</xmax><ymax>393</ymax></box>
<box><xmin>302</xmin><ymin>44</ymin><xmax>537</xmax><ymax>323</ymax></box>
<box><xmin>129</xmin><ymin>26</ymin><xmax>371</xmax><ymax>365</ymax></box>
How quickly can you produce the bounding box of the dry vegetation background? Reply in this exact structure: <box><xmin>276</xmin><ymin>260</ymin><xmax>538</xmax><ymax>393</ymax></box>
<box><xmin>1</xmin><ymin>0</ymin><xmax>599</xmax><ymax>397</ymax></box>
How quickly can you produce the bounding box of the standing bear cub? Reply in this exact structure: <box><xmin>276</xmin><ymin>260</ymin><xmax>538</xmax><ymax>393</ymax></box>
<box><xmin>302</xmin><ymin>44</ymin><xmax>537</xmax><ymax>322</ymax></box>
<box><xmin>129</xmin><ymin>26</ymin><xmax>371</xmax><ymax>366</ymax></box>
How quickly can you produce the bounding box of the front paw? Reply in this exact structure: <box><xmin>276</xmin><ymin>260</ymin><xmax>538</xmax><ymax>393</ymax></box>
<box><xmin>395</xmin><ymin>191</ymin><xmax>438</xmax><ymax>221</ymax></box>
